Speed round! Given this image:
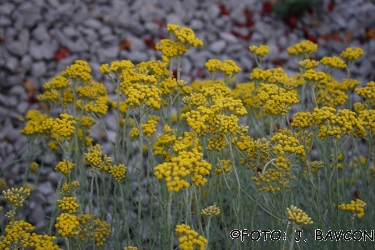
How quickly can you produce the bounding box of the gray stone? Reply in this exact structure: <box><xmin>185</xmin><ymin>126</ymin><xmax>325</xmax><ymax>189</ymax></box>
<box><xmin>79</xmin><ymin>27</ymin><xmax>99</xmax><ymax>41</ymax></box>
<box><xmin>84</xmin><ymin>18</ymin><xmax>103</xmax><ymax>30</ymax></box>
<box><xmin>21</xmin><ymin>55</ymin><xmax>32</xmax><ymax>70</ymax></box>
<box><xmin>266</xmin><ymin>41</ymin><xmax>279</xmax><ymax>61</ymax></box>
<box><xmin>41</xmin><ymin>41</ymin><xmax>57</xmax><ymax>60</ymax></box>
<box><xmin>278</xmin><ymin>36</ymin><xmax>288</xmax><ymax>49</ymax></box>
<box><xmin>5</xmin><ymin>56</ymin><xmax>18</xmax><ymax>72</ymax></box>
<box><xmin>126</xmin><ymin>51</ymin><xmax>148</xmax><ymax>63</ymax></box>
<box><xmin>62</xmin><ymin>26</ymin><xmax>77</xmax><ymax>37</ymax></box>
<box><xmin>167</xmin><ymin>14</ymin><xmax>183</xmax><ymax>26</ymax></box>
<box><xmin>67</xmin><ymin>38</ymin><xmax>89</xmax><ymax>52</ymax></box>
<box><xmin>50</xmin><ymin>29</ymin><xmax>71</xmax><ymax>48</ymax></box>
<box><xmin>250</xmin><ymin>32</ymin><xmax>263</xmax><ymax>43</ymax></box>
<box><xmin>99</xmin><ymin>26</ymin><xmax>112</xmax><ymax>37</ymax></box>
<box><xmin>17</xmin><ymin>101</ymin><xmax>29</xmax><ymax>114</ymax></box>
<box><xmin>47</xmin><ymin>171</ymin><xmax>60</xmax><ymax>185</ymax></box>
<box><xmin>5</xmin><ymin>40</ymin><xmax>28</xmax><ymax>56</ymax></box>
<box><xmin>0</xmin><ymin>3</ymin><xmax>15</xmax><ymax>15</ymax></box>
<box><xmin>97</xmin><ymin>46</ymin><xmax>119</xmax><ymax>62</ymax></box>
<box><xmin>230</xmin><ymin>7</ymin><xmax>246</xmax><ymax>23</ymax></box>
<box><xmin>32</xmin><ymin>23</ymin><xmax>50</xmax><ymax>42</ymax></box>
<box><xmin>0</xmin><ymin>142</ymin><xmax>13</xmax><ymax>158</ymax></box>
<box><xmin>207</xmin><ymin>4</ymin><xmax>220</xmax><ymax>19</ymax></box>
<box><xmin>72</xmin><ymin>5</ymin><xmax>89</xmax><ymax>24</ymax></box>
<box><xmin>9</xmin><ymin>85</ymin><xmax>26</xmax><ymax>96</ymax></box>
<box><xmin>6</xmin><ymin>74</ymin><xmax>24</xmax><ymax>86</ymax></box>
<box><xmin>31</xmin><ymin>61</ymin><xmax>47</xmax><ymax>77</ymax></box>
<box><xmin>127</xmin><ymin>36</ymin><xmax>146</xmax><ymax>51</ymax></box>
<box><xmin>127</xmin><ymin>22</ymin><xmax>145</xmax><ymax>36</ymax></box>
<box><xmin>239</xmin><ymin>56</ymin><xmax>254</xmax><ymax>71</ymax></box>
<box><xmin>101</xmin><ymin>34</ymin><xmax>118</xmax><ymax>44</ymax></box>
<box><xmin>210</xmin><ymin>40</ymin><xmax>227</xmax><ymax>54</ymax></box>
<box><xmin>47</xmin><ymin>0</ymin><xmax>59</xmax><ymax>7</ymax></box>
<box><xmin>57</xmin><ymin>2</ymin><xmax>76</xmax><ymax>15</ymax></box>
<box><xmin>190</xmin><ymin>19</ymin><xmax>204</xmax><ymax>30</ymax></box>
<box><xmin>19</xmin><ymin>28</ymin><xmax>30</xmax><ymax>44</ymax></box>
<box><xmin>255</xmin><ymin>21</ymin><xmax>272</xmax><ymax>38</ymax></box>
<box><xmin>219</xmin><ymin>32</ymin><xmax>238</xmax><ymax>43</ymax></box>
<box><xmin>37</xmin><ymin>181</ymin><xmax>54</xmax><ymax>195</ymax></box>
<box><xmin>29</xmin><ymin>44</ymin><xmax>44</xmax><ymax>60</ymax></box>
<box><xmin>0</xmin><ymin>16</ymin><xmax>11</xmax><ymax>26</ymax></box>
<box><xmin>181</xmin><ymin>57</ymin><xmax>192</xmax><ymax>74</ymax></box>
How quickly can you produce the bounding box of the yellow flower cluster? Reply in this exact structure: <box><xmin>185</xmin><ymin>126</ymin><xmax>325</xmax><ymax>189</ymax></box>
<box><xmin>0</xmin><ymin>179</ymin><xmax>6</xmax><ymax>190</ymax></box>
<box><xmin>341</xmin><ymin>78</ymin><xmax>360</xmax><ymax>91</ymax></box>
<box><xmin>77</xmin><ymin>82</ymin><xmax>107</xmax><ymax>100</ymax></box>
<box><xmin>251</xmin><ymin>166</ymin><xmax>295</xmax><ymax>192</ymax></box>
<box><xmin>204</xmin><ymin>59</ymin><xmax>241</xmax><ymax>76</ymax></box>
<box><xmin>156</xmin><ymin>39</ymin><xmax>188</xmax><ymax>58</ymax></box>
<box><xmin>249</xmin><ymin>45</ymin><xmax>269</xmax><ymax>57</ymax></box>
<box><xmin>76</xmin><ymin>213</ymin><xmax>111</xmax><ymax>246</ymax></box>
<box><xmin>298</xmin><ymin>59</ymin><xmax>319</xmax><ymax>70</ymax></box>
<box><xmin>84</xmin><ymin>95</ymin><xmax>110</xmax><ymax>115</ymax></box>
<box><xmin>214</xmin><ymin>160</ymin><xmax>233</xmax><ymax>175</ymax></box>
<box><xmin>43</xmin><ymin>75</ymin><xmax>70</xmax><ymax>90</ymax></box>
<box><xmin>271</xmin><ymin>129</ymin><xmax>306</xmax><ymax>157</ymax></box>
<box><xmin>159</xmin><ymin>77</ymin><xmax>178</xmax><ymax>95</ymax></box>
<box><xmin>61</xmin><ymin>181</ymin><xmax>80</xmax><ymax>196</ymax></box>
<box><xmin>338</xmin><ymin>199</ymin><xmax>366</xmax><ymax>218</ymax></box>
<box><xmin>109</xmin><ymin>164</ymin><xmax>127</xmax><ymax>182</ymax></box>
<box><xmin>312</xmin><ymin>107</ymin><xmax>365</xmax><ymax>140</ymax></box>
<box><xmin>123</xmin><ymin>247</ymin><xmax>138</xmax><ymax>250</ymax></box>
<box><xmin>250</xmin><ymin>68</ymin><xmax>272</xmax><ymax>82</ymax></box>
<box><xmin>51</xmin><ymin>113</ymin><xmax>77</xmax><ymax>138</ymax></box>
<box><xmin>309</xmin><ymin>160</ymin><xmax>324</xmax><ymax>173</ymax></box>
<box><xmin>137</xmin><ymin>60</ymin><xmax>169</xmax><ymax>79</ymax></box>
<box><xmin>61</xmin><ymin>60</ymin><xmax>92</xmax><ymax>84</ymax></box>
<box><xmin>0</xmin><ymin>220</ymin><xmax>35</xmax><ymax>249</ymax></box>
<box><xmin>181</xmin><ymin>108</ymin><xmax>211</xmax><ymax>136</ymax></box>
<box><xmin>303</xmin><ymin>69</ymin><xmax>326</xmax><ymax>84</ymax></box>
<box><xmin>142</xmin><ymin>119</ymin><xmax>158</xmax><ymax>137</ymax></box>
<box><xmin>340</xmin><ymin>47</ymin><xmax>364</xmax><ymax>61</ymax></box>
<box><xmin>254</xmin><ymin>83</ymin><xmax>299</xmax><ymax>116</ymax></box>
<box><xmin>291</xmin><ymin>112</ymin><xmax>313</xmax><ymax>130</ymax></box>
<box><xmin>355</xmin><ymin>81</ymin><xmax>375</xmax><ymax>109</ymax></box>
<box><xmin>287</xmin><ymin>40</ymin><xmax>318</xmax><ymax>57</ymax></box>
<box><xmin>99</xmin><ymin>60</ymin><xmax>134</xmax><ymax>74</ymax></box>
<box><xmin>84</xmin><ymin>144</ymin><xmax>112</xmax><ymax>171</ymax></box>
<box><xmin>2</xmin><ymin>187</ymin><xmax>31</xmax><ymax>207</ymax></box>
<box><xmin>55</xmin><ymin>160</ymin><xmax>75</xmax><ymax>176</ymax></box>
<box><xmin>55</xmin><ymin>213</ymin><xmax>80</xmax><ymax>237</ymax></box>
<box><xmin>57</xmin><ymin>196</ymin><xmax>80</xmax><ymax>213</ymax></box>
<box><xmin>28</xmin><ymin>162</ymin><xmax>39</xmax><ymax>173</ymax></box>
<box><xmin>175</xmin><ymin>224</ymin><xmax>207</xmax><ymax>250</ymax></box>
<box><xmin>20</xmin><ymin>110</ymin><xmax>48</xmax><ymax>135</ymax></box>
<box><xmin>29</xmin><ymin>234</ymin><xmax>61</xmax><ymax>250</ymax></box>
<box><xmin>123</xmin><ymin>83</ymin><xmax>161</xmax><ymax>109</ymax></box>
<box><xmin>286</xmin><ymin>205</ymin><xmax>313</xmax><ymax>225</ymax></box>
<box><xmin>358</xmin><ymin>109</ymin><xmax>375</xmax><ymax>134</ymax></box>
<box><xmin>206</xmin><ymin>134</ymin><xmax>227</xmax><ymax>151</ymax></box>
<box><xmin>320</xmin><ymin>56</ymin><xmax>347</xmax><ymax>69</ymax></box>
<box><xmin>167</xmin><ymin>23</ymin><xmax>204</xmax><ymax>48</ymax></box>
<box><xmin>201</xmin><ymin>204</ymin><xmax>220</xmax><ymax>216</ymax></box>
<box><xmin>130</xmin><ymin>127</ymin><xmax>140</xmax><ymax>140</ymax></box>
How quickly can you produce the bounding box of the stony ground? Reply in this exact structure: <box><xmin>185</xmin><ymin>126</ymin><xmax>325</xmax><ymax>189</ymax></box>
<box><xmin>1</xmin><ymin>0</ymin><xmax>375</xmax><ymax>231</ymax></box>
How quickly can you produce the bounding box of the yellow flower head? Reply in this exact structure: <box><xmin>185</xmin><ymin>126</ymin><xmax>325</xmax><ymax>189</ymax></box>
<box><xmin>340</xmin><ymin>47</ymin><xmax>364</xmax><ymax>61</ymax></box>
<box><xmin>175</xmin><ymin>224</ymin><xmax>208</xmax><ymax>250</ymax></box>
<box><xmin>286</xmin><ymin>205</ymin><xmax>313</xmax><ymax>225</ymax></box>
<box><xmin>55</xmin><ymin>213</ymin><xmax>80</xmax><ymax>237</ymax></box>
<box><xmin>339</xmin><ymin>199</ymin><xmax>367</xmax><ymax>218</ymax></box>
<box><xmin>201</xmin><ymin>204</ymin><xmax>221</xmax><ymax>216</ymax></box>
<box><xmin>109</xmin><ymin>164</ymin><xmax>127</xmax><ymax>182</ymax></box>
<box><xmin>249</xmin><ymin>44</ymin><xmax>269</xmax><ymax>57</ymax></box>
<box><xmin>2</xmin><ymin>187</ymin><xmax>31</xmax><ymax>207</ymax></box>
<box><xmin>57</xmin><ymin>196</ymin><xmax>80</xmax><ymax>214</ymax></box>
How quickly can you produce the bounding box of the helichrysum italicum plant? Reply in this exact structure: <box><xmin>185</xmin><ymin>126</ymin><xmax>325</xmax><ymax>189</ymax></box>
<box><xmin>338</xmin><ymin>199</ymin><xmax>367</xmax><ymax>218</ymax></box>
<box><xmin>201</xmin><ymin>204</ymin><xmax>220</xmax><ymax>217</ymax></box>
<box><xmin>175</xmin><ymin>224</ymin><xmax>208</xmax><ymax>250</ymax></box>
<box><xmin>57</xmin><ymin>196</ymin><xmax>80</xmax><ymax>214</ymax></box>
<box><xmin>286</xmin><ymin>205</ymin><xmax>313</xmax><ymax>226</ymax></box>
<box><xmin>2</xmin><ymin>187</ymin><xmax>31</xmax><ymax>208</ymax></box>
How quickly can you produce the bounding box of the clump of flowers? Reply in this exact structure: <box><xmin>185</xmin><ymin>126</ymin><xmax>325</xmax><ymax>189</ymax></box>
<box><xmin>2</xmin><ymin>187</ymin><xmax>31</xmax><ymax>207</ymax></box>
<box><xmin>287</xmin><ymin>40</ymin><xmax>318</xmax><ymax>58</ymax></box>
<box><xmin>28</xmin><ymin>162</ymin><xmax>39</xmax><ymax>173</ymax></box>
<box><xmin>57</xmin><ymin>196</ymin><xmax>80</xmax><ymax>213</ymax></box>
<box><xmin>61</xmin><ymin>60</ymin><xmax>92</xmax><ymax>84</ymax></box>
<box><xmin>55</xmin><ymin>160</ymin><xmax>75</xmax><ymax>176</ymax></box>
<box><xmin>214</xmin><ymin>160</ymin><xmax>233</xmax><ymax>175</ymax></box>
<box><xmin>298</xmin><ymin>59</ymin><xmax>319</xmax><ymax>70</ymax></box>
<box><xmin>109</xmin><ymin>164</ymin><xmax>127</xmax><ymax>182</ymax></box>
<box><xmin>0</xmin><ymin>220</ymin><xmax>35</xmax><ymax>249</ymax></box>
<box><xmin>55</xmin><ymin>213</ymin><xmax>80</xmax><ymax>237</ymax></box>
<box><xmin>286</xmin><ymin>205</ymin><xmax>313</xmax><ymax>225</ymax></box>
<box><xmin>355</xmin><ymin>81</ymin><xmax>375</xmax><ymax>109</ymax></box>
<box><xmin>249</xmin><ymin>45</ymin><xmax>269</xmax><ymax>58</ymax></box>
<box><xmin>340</xmin><ymin>47</ymin><xmax>364</xmax><ymax>62</ymax></box>
<box><xmin>338</xmin><ymin>199</ymin><xmax>367</xmax><ymax>218</ymax></box>
<box><xmin>175</xmin><ymin>224</ymin><xmax>208</xmax><ymax>250</ymax></box>
<box><xmin>84</xmin><ymin>144</ymin><xmax>112</xmax><ymax>171</ymax></box>
<box><xmin>201</xmin><ymin>204</ymin><xmax>220</xmax><ymax>216</ymax></box>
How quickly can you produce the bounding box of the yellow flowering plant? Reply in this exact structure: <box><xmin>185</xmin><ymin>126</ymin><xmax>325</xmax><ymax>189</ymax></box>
<box><xmin>2</xmin><ymin>23</ymin><xmax>375</xmax><ymax>250</ymax></box>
